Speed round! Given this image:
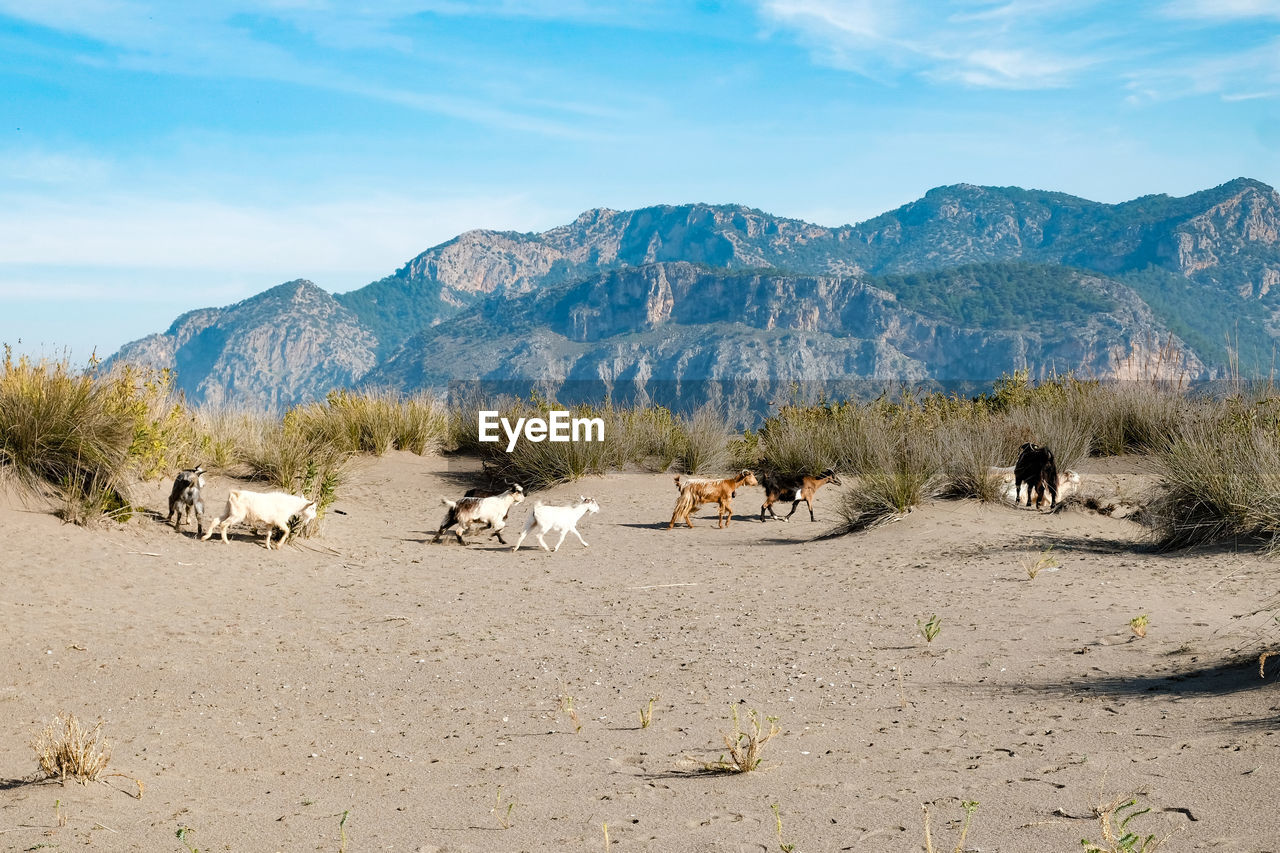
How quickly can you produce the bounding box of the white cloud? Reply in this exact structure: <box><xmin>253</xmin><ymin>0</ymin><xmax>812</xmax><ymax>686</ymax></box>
<box><xmin>1163</xmin><ymin>0</ymin><xmax>1280</xmax><ymax>21</ymax></box>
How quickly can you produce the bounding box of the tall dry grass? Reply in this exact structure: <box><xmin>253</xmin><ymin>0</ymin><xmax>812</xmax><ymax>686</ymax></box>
<box><xmin>32</xmin><ymin>712</ymin><xmax>112</xmax><ymax>783</ymax></box>
<box><xmin>0</xmin><ymin>353</ymin><xmax>137</xmax><ymax>519</ymax></box>
<box><xmin>1146</xmin><ymin>416</ymin><xmax>1280</xmax><ymax>550</ymax></box>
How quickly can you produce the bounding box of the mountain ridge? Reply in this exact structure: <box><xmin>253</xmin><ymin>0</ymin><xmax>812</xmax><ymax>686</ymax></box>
<box><xmin>108</xmin><ymin>178</ymin><xmax>1280</xmax><ymax>409</ymax></box>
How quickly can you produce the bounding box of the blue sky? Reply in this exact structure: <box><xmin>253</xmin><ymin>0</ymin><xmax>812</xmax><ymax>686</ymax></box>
<box><xmin>2</xmin><ymin>0</ymin><xmax>1279</xmax><ymax>361</ymax></box>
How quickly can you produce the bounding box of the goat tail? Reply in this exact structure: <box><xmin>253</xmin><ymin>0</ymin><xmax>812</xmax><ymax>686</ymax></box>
<box><xmin>441</xmin><ymin>497</ymin><xmax>457</xmax><ymax>508</ymax></box>
<box><xmin>673</xmin><ymin>475</ymin><xmax>683</xmax><ymax>492</ymax></box>
<box><xmin>672</xmin><ymin>490</ymin><xmax>696</xmax><ymax>517</ymax></box>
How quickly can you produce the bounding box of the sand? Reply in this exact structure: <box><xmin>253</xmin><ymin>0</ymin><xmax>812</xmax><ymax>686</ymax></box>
<box><xmin>1</xmin><ymin>452</ymin><xmax>1278</xmax><ymax>852</ymax></box>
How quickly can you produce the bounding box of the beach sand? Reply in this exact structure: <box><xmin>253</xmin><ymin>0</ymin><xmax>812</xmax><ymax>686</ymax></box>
<box><xmin>2</xmin><ymin>452</ymin><xmax>1278</xmax><ymax>851</ymax></box>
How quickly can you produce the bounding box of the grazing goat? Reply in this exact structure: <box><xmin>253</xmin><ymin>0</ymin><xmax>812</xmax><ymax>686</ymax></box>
<box><xmin>167</xmin><ymin>465</ymin><xmax>206</xmax><ymax>536</ymax></box>
<box><xmin>513</xmin><ymin>496</ymin><xmax>600</xmax><ymax>552</ymax></box>
<box><xmin>1014</xmin><ymin>443</ymin><xmax>1060</xmax><ymax>509</ymax></box>
<box><xmin>668</xmin><ymin>469</ymin><xmax>758</xmax><ymax>529</ymax></box>
<box><xmin>759</xmin><ymin>468</ymin><xmax>842</xmax><ymax>522</ymax></box>
<box><xmin>433</xmin><ymin>484</ymin><xmax>525</xmax><ymax>545</ymax></box>
<box><xmin>201</xmin><ymin>490</ymin><xmax>318</xmax><ymax>549</ymax></box>
<box><xmin>990</xmin><ymin>466</ymin><xmax>1081</xmax><ymax>507</ymax></box>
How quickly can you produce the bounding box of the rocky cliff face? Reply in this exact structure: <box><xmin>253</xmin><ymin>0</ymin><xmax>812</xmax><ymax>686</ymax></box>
<box><xmin>369</xmin><ymin>262</ymin><xmax>1203</xmax><ymax>404</ymax></box>
<box><xmin>109</xmin><ymin>280</ymin><xmax>377</xmax><ymax>410</ymax></box>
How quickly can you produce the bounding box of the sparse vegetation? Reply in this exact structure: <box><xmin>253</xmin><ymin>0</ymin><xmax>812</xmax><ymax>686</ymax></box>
<box><xmin>705</xmin><ymin>707</ymin><xmax>779</xmax><ymax>773</ymax></box>
<box><xmin>492</xmin><ymin>786</ymin><xmax>515</xmax><ymax>829</ymax></box>
<box><xmin>771</xmin><ymin>802</ymin><xmax>797</xmax><ymax>853</ymax></box>
<box><xmin>922</xmin><ymin>799</ymin><xmax>979</xmax><ymax>853</ymax></box>
<box><xmin>639</xmin><ymin>696</ymin><xmax>659</xmax><ymax>729</ymax></box>
<box><xmin>1022</xmin><ymin>544</ymin><xmax>1059</xmax><ymax>579</ymax></box>
<box><xmin>32</xmin><ymin>712</ymin><xmax>112</xmax><ymax>783</ymax></box>
<box><xmin>1082</xmin><ymin>794</ymin><xmax>1169</xmax><ymax>852</ymax></box>
<box><xmin>918</xmin><ymin>614</ymin><xmax>943</xmax><ymax>643</ymax></box>
<box><xmin>1130</xmin><ymin>615</ymin><xmax>1149</xmax><ymax>639</ymax></box>
<box><xmin>558</xmin><ymin>694</ymin><xmax>582</xmax><ymax>733</ymax></box>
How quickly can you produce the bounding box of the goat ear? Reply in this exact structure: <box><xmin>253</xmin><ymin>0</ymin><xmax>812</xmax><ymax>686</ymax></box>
<box><xmin>304</xmin><ymin>501</ymin><xmax>317</xmax><ymax>510</ymax></box>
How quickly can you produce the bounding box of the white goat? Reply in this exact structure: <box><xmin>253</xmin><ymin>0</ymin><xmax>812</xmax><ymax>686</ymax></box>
<box><xmin>513</xmin><ymin>496</ymin><xmax>600</xmax><ymax>552</ymax></box>
<box><xmin>432</xmin><ymin>484</ymin><xmax>525</xmax><ymax>545</ymax></box>
<box><xmin>201</xmin><ymin>489</ymin><xmax>318</xmax><ymax>549</ymax></box>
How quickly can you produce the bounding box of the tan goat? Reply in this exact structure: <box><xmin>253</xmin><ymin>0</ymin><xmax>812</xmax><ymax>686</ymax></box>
<box><xmin>667</xmin><ymin>469</ymin><xmax>759</xmax><ymax>529</ymax></box>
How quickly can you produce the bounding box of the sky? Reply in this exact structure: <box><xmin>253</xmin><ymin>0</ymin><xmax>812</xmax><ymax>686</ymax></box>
<box><xmin>2</xmin><ymin>0</ymin><xmax>1279</xmax><ymax>361</ymax></box>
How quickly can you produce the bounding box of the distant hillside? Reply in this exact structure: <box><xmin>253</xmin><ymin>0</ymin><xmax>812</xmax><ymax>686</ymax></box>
<box><xmin>109</xmin><ymin>179</ymin><xmax>1280</xmax><ymax>409</ymax></box>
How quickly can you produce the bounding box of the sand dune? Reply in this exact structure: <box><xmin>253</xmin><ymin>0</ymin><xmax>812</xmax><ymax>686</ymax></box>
<box><xmin>1</xmin><ymin>453</ymin><xmax>1277</xmax><ymax>851</ymax></box>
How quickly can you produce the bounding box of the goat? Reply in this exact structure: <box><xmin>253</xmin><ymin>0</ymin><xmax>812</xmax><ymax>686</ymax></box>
<box><xmin>668</xmin><ymin>469</ymin><xmax>758</xmax><ymax>529</ymax></box>
<box><xmin>512</xmin><ymin>496</ymin><xmax>600</xmax><ymax>552</ymax></box>
<box><xmin>1014</xmin><ymin>442</ymin><xmax>1060</xmax><ymax>509</ymax></box>
<box><xmin>167</xmin><ymin>465</ymin><xmax>206</xmax><ymax>536</ymax></box>
<box><xmin>201</xmin><ymin>489</ymin><xmax>318</xmax><ymax>549</ymax></box>
<box><xmin>432</xmin><ymin>484</ymin><xmax>525</xmax><ymax>545</ymax></box>
<box><xmin>759</xmin><ymin>468</ymin><xmax>842</xmax><ymax>522</ymax></box>
<box><xmin>990</xmin><ymin>465</ymin><xmax>1081</xmax><ymax>507</ymax></box>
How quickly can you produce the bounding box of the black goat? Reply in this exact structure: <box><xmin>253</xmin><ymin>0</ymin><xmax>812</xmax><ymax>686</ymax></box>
<box><xmin>1014</xmin><ymin>443</ymin><xmax>1058</xmax><ymax>510</ymax></box>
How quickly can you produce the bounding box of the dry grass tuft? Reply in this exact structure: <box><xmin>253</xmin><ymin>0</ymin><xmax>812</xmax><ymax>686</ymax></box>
<box><xmin>705</xmin><ymin>707</ymin><xmax>779</xmax><ymax>773</ymax></box>
<box><xmin>922</xmin><ymin>799</ymin><xmax>979</xmax><ymax>853</ymax></box>
<box><xmin>32</xmin><ymin>712</ymin><xmax>112</xmax><ymax>783</ymax></box>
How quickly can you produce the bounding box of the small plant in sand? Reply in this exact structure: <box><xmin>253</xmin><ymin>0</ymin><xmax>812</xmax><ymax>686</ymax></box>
<box><xmin>1022</xmin><ymin>544</ymin><xmax>1059</xmax><ymax>579</ymax></box>
<box><xmin>603</xmin><ymin>821</ymin><xmax>611</xmax><ymax>851</ymax></box>
<box><xmin>1129</xmin><ymin>614</ymin><xmax>1149</xmax><ymax>639</ymax></box>
<box><xmin>559</xmin><ymin>693</ymin><xmax>583</xmax><ymax>733</ymax></box>
<box><xmin>1082</xmin><ymin>794</ymin><xmax>1170</xmax><ymax>852</ymax></box>
<box><xmin>492</xmin><ymin>785</ymin><xmax>515</xmax><ymax>829</ymax></box>
<box><xmin>705</xmin><ymin>707</ymin><xmax>780</xmax><ymax>773</ymax></box>
<box><xmin>771</xmin><ymin>802</ymin><xmax>797</xmax><ymax>852</ymax></box>
<box><xmin>337</xmin><ymin>809</ymin><xmax>350</xmax><ymax>853</ymax></box>
<box><xmin>639</xmin><ymin>696</ymin><xmax>659</xmax><ymax>729</ymax></box>
<box><xmin>32</xmin><ymin>712</ymin><xmax>112</xmax><ymax>783</ymax></box>
<box><xmin>176</xmin><ymin>825</ymin><xmax>199</xmax><ymax>853</ymax></box>
<box><xmin>918</xmin><ymin>614</ymin><xmax>943</xmax><ymax>643</ymax></box>
<box><xmin>54</xmin><ymin>797</ymin><xmax>67</xmax><ymax>827</ymax></box>
<box><xmin>922</xmin><ymin>799</ymin><xmax>979</xmax><ymax>853</ymax></box>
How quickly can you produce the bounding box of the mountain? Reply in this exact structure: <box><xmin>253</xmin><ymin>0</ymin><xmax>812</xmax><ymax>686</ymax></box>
<box><xmin>108</xmin><ymin>179</ymin><xmax>1280</xmax><ymax>409</ymax></box>
<box><xmin>114</xmin><ymin>280</ymin><xmax>376</xmax><ymax>410</ymax></box>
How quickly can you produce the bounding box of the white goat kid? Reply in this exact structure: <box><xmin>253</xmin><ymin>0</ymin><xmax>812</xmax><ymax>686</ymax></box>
<box><xmin>201</xmin><ymin>489</ymin><xmax>318</xmax><ymax>550</ymax></box>
<box><xmin>513</xmin><ymin>496</ymin><xmax>600</xmax><ymax>552</ymax></box>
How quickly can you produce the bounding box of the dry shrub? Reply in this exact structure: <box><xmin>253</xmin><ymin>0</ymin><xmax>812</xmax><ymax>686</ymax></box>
<box><xmin>32</xmin><ymin>712</ymin><xmax>112</xmax><ymax>783</ymax></box>
<box><xmin>1146</xmin><ymin>419</ymin><xmax>1280</xmax><ymax>550</ymax></box>
<box><xmin>289</xmin><ymin>390</ymin><xmax>449</xmax><ymax>457</ymax></box>
<box><xmin>1078</xmin><ymin>383</ymin><xmax>1192</xmax><ymax>456</ymax></box>
<box><xmin>676</xmin><ymin>406</ymin><xmax>732</xmax><ymax>475</ymax></box>
<box><xmin>936</xmin><ymin>414</ymin><xmax>1022</xmax><ymax>501</ymax></box>
<box><xmin>706</xmin><ymin>707</ymin><xmax>779</xmax><ymax>773</ymax></box>
<box><xmin>0</xmin><ymin>352</ymin><xmax>135</xmax><ymax>519</ymax></box>
<box><xmin>833</xmin><ymin>428</ymin><xmax>943</xmax><ymax>534</ymax></box>
<box><xmin>1007</xmin><ymin>403</ymin><xmax>1092</xmax><ymax>474</ymax></box>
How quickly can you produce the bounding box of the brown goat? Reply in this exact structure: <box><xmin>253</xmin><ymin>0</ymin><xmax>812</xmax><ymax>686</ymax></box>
<box><xmin>667</xmin><ymin>469</ymin><xmax>759</xmax><ymax>529</ymax></box>
<box><xmin>759</xmin><ymin>469</ymin><xmax>842</xmax><ymax>522</ymax></box>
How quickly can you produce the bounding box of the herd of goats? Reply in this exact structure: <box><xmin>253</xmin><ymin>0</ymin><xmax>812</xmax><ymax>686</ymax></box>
<box><xmin>160</xmin><ymin>443</ymin><xmax>1067</xmax><ymax>552</ymax></box>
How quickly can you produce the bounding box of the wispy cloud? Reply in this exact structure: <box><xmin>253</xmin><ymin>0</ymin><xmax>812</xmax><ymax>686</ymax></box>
<box><xmin>756</xmin><ymin>0</ymin><xmax>1103</xmax><ymax>89</ymax></box>
<box><xmin>0</xmin><ymin>1</ymin><xmax>637</xmax><ymax>136</ymax></box>
<box><xmin>756</xmin><ymin>0</ymin><xmax>1280</xmax><ymax>97</ymax></box>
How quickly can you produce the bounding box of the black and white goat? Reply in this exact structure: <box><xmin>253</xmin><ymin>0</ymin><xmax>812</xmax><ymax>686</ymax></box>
<box><xmin>432</xmin><ymin>484</ymin><xmax>526</xmax><ymax>545</ymax></box>
<box><xmin>759</xmin><ymin>469</ymin><xmax>841</xmax><ymax>522</ymax></box>
<box><xmin>167</xmin><ymin>465</ymin><xmax>206</xmax><ymax>536</ymax></box>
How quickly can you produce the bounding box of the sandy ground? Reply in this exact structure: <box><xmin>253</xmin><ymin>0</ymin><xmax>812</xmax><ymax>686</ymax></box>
<box><xmin>2</xmin><ymin>453</ymin><xmax>1279</xmax><ymax>853</ymax></box>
